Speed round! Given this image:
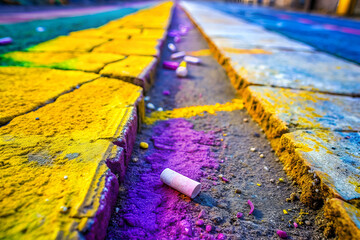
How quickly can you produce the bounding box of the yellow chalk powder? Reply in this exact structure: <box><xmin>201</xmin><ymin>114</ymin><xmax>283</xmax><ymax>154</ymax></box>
<box><xmin>144</xmin><ymin>99</ymin><xmax>244</xmax><ymax>125</ymax></box>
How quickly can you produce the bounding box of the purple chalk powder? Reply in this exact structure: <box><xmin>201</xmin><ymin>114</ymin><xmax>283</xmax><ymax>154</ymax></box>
<box><xmin>106</xmin><ymin>119</ymin><xmax>219</xmax><ymax>239</ymax></box>
<box><xmin>168</xmin><ymin>30</ymin><xmax>180</xmax><ymax>37</ymax></box>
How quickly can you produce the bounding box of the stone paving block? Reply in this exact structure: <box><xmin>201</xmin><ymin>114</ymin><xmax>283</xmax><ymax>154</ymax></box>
<box><xmin>243</xmin><ymin>86</ymin><xmax>360</xmax><ymax>138</ymax></box>
<box><xmin>0</xmin><ymin>77</ymin><xmax>142</xmax><ymax>239</ymax></box>
<box><xmin>93</xmin><ymin>39</ymin><xmax>160</xmax><ymax>57</ymax></box>
<box><xmin>27</xmin><ymin>36</ymin><xmax>108</xmax><ymax>52</ymax></box>
<box><xmin>100</xmin><ymin>55</ymin><xmax>157</xmax><ymax>90</ymax></box>
<box><xmin>277</xmin><ymin>129</ymin><xmax>360</xmax><ymax>203</ymax></box>
<box><xmin>1</xmin><ymin>51</ymin><xmax>125</xmax><ymax>72</ymax></box>
<box><xmin>226</xmin><ymin>51</ymin><xmax>360</xmax><ymax>96</ymax></box>
<box><xmin>325</xmin><ymin>198</ymin><xmax>360</xmax><ymax>240</ymax></box>
<box><xmin>0</xmin><ymin>66</ymin><xmax>99</xmax><ymax>125</ymax></box>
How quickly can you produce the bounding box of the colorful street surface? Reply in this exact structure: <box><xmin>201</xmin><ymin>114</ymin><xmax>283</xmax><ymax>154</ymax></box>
<box><xmin>1</xmin><ymin>0</ymin><xmax>360</xmax><ymax>239</ymax></box>
<box><xmin>197</xmin><ymin>1</ymin><xmax>360</xmax><ymax>64</ymax></box>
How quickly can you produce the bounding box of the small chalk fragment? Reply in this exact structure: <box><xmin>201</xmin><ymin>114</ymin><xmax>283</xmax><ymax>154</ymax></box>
<box><xmin>174</xmin><ymin>36</ymin><xmax>181</xmax><ymax>43</ymax></box>
<box><xmin>205</xmin><ymin>225</ymin><xmax>212</xmax><ymax>232</ymax></box>
<box><xmin>144</xmin><ymin>96</ymin><xmax>150</xmax><ymax>101</ymax></box>
<box><xmin>247</xmin><ymin>200</ymin><xmax>254</xmax><ymax>215</ymax></box>
<box><xmin>64</xmin><ymin>175</ymin><xmax>68</xmax><ymax>180</ymax></box>
<box><xmin>184</xmin><ymin>55</ymin><xmax>201</xmax><ymax>64</ymax></box>
<box><xmin>60</xmin><ymin>206</ymin><xmax>68</xmax><ymax>213</ymax></box>
<box><xmin>163</xmin><ymin>61</ymin><xmax>179</xmax><ymax>70</ymax></box>
<box><xmin>243</xmin><ymin>118</ymin><xmax>249</xmax><ymax>122</ymax></box>
<box><xmin>276</xmin><ymin>230</ymin><xmax>288</xmax><ymax>239</ymax></box>
<box><xmin>160</xmin><ymin>168</ymin><xmax>201</xmax><ymax>198</ymax></box>
<box><xmin>35</xmin><ymin>117</ymin><xmax>40</xmax><ymax>120</ymax></box>
<box><xmin>250</xmin><ymin>147</ymin><xmax>256</xmax><ymax>152</ymax></box>
<box><xmin>179</xmin><ymin>24</ymin><xmax>190</xmax><ymax>35</ymax></box>
<box><xmin>36</xmin><ymin>26</ymin><xmax>45</xmax><ymax>32</ymax></box>
<box><xmin>198</xmin><ymin>209</ymin><xmax>206</xmax><ymax>219</ymax></box>
<box><xmin>162</xmin><ymin>90</ymin><xmax>170</xmax><ymax>96</ymax></box>
<box><xmin>168</xmin><ymin>43</ymin><xmax>177</xmax><ymax>52</ymax></box>
<box><xmin>147</xmin><ymin>103</ymin><xmax>155</xmax><ymax>110</ymax></box>
<box><xmin>283</xmin><ymin>209</ymin><xmax>288</xmax><ymax>215</ymax></box>
<box><xmin>157</xmin><ymin>107</ymin><xmax>163</xmax><ymax>112</ymax></box>
<box><xmin>171</xmin><ymin>51</ymin><xmax>186</xmax><ymax>60</ymax></box>
<box><xmin>140</xmin><ymin>142</ymin><xmax>149</xmax><ymax>149</ymax></box>
<box><xmin>293</xmin><ymin>222</ymin><xmax>298</xmax><ymax>228</ymax></box>
<box><xmin>176</xmin><ymin>61</ymin><xmax>188</xmax><ymax>78</ymax></box>
<box><xmin>195</xmin><ymin>219</ymin><xmax>204</xmax><ymax>226</ymax></box>
<box><xmin>236</xmin><ymin>212</ymin><xmax>243</xmax><ymax>218</ymax></box>
<box><xmin>0</xmin><ymin>37</ymin><xmax>12</xmax><ymax>45</ymax></box>
<box><xmin>222</xmin><ymin>177</ymin><xmax>229</xmax><ymax>183</ymax></box>
<box><xmin>217</xmin><ymin>233</ymin><xmax>226</xmax><ymax>240</ymax></box>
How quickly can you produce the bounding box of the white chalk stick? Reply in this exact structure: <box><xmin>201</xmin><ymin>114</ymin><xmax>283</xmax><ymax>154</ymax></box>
<box><xmin>171</xmin><ymin>51</ymin><xmax>185</xmax><ymax>60</ymax></box>
<box><xmin>184</xmin><ymin>56</ymin><xmax>201</xmax><ymax>64</ymax></box>
<box><xmin>160</xmin><ymin>168</ymin><xmax>201</xmax><ymax>199</ymax></box>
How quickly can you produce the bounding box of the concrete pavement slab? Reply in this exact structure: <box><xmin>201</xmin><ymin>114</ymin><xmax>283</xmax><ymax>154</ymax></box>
<box><xmin>277</xmin><ymin>130</ymin><xmax>360</xmax><ymax>239</ymax></box>
<box><xmin>226</xmin><ymin>51</ymin><xmax>360</xmax><ymax>95</ymax></box>
<box><xmin>0</xmin><ymin>77</ymin><xmax>142</xmax><ymax>240</ymax></box>
<box><xmin>100</xmin><ymin>55</ymin><xmax>157</xmax><ymax>91</ymax></box>
<box><xmin>0</xmin><ymin>66</ymin><xmax>99</xmax><ymax>125</ymax></box>
<box><xmin>1</xmin><ymin>51</ymin><xmax>126</xmax><ymax>72</ymax></box>
<box><xmin>243</xmin><ymin>86</ymin><xmax>360</xmax><ymax>138</ymax></box>
<box><xmin>277</xmin><ymin>129</ymin><xmax>360</xmax><ymax>202</ymax></box>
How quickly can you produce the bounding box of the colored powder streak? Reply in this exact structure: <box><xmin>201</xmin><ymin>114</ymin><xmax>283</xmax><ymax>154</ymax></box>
<box><xmin>106</xmin><ymin>118</ymin><xmax>220</xmax><ymax>239</ymax></box>
<box><xmin>222</xmin><ymin>48</ymin><xmax>272</xmax><ymax>55</ymax></box>
<box><xmin>144</xmin><ymin>99</ymin><xmax>244</xmax><ymax>125</ymax></box>
<box><xmin>187</xmin><ymin>49</ymin><xmax>212</xmax><ymax>56</ymax></box>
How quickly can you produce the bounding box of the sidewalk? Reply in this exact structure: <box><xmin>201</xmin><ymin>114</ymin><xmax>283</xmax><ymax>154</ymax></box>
<box><xmin>180</xmin><ymin>1</ymin><xmax>360</xmax><ymax>239</ymax></box>
<box><xmin>0</xmin><ymin>2</ymin><xmax>173</xmax><ymax>239</ymax></box>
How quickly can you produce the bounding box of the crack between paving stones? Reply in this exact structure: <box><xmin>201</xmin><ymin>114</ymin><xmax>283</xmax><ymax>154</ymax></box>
<box><xmin>96</xmin><ymin>56</ymin><xmax>129</xmax><ymax>74</ymax></box>
<box><xmin>0</xmin><ymin>76</ymin><xmax>102</xmax><ymax>128</ymax></box>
